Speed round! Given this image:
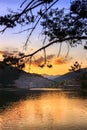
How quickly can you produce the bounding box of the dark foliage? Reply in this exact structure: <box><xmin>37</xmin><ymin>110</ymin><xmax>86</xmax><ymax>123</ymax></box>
<box><xmin>3</xmin><ymin>55</ymin><xmax>25</xmax><ymax>70</ymax></box>
<box><xmin>41</xmin><ymin>0</ymin><xmax>87</xmax><ymax>46</ymax></box>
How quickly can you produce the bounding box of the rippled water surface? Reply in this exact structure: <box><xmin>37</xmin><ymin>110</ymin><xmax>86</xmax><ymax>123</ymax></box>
<box><xmin>0</xmin><ymin>89</ymin><xmax>87</xmax><ymax>130</ymax></box>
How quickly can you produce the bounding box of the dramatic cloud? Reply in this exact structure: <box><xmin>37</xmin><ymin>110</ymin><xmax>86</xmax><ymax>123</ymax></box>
<box><xmin>30</xmin><ymin>55</ymin><xmax>54</xmax><ymax>67</ymax></box>
<box><xmin>0</xmin><ymin>49</ymin><xmax>71</xmax><ymax>67</ymax></box>
<box><xmin>0</xmin><ymin>51</ymin><xmax>12</xmax><ymax>61</ymax></box>
<box><xmin>0</xmin><ymin>51</ymin><xmax>12</xmax><ymax>56</ymax></box>
<box><xmin>32</xmin><ymin>56</ymin><xmax>44</xmax><ymax>66</ymax></box>
<box><xmin>0</xmin><ymin>51</ymin><xmax>4</xmax><ymax>55</ymax></box>
<box><xmin>0</xmin><ymin>50</ymin><xmax>14</xmax><ymax>61</ymax></box>
<box><xmin>30</xmin><ymin>55</ymin><xmax>71</xmax><ymax>67</ymax></box>
<box><xmin>53</xmin><ymin>57</ymin><xmax>71</xmax><ymax>65</ymax></box>
<box><xmin>47</xmin><ymin>55</ymin><xmax>54</xmax><ymax>60</ymax></box>
<box><xmin>0</xmin><ymin>49</ymin><xmax>24</xmax><ymax>58</ymax></box>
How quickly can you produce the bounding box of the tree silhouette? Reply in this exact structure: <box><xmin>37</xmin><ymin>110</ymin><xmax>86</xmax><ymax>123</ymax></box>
<box><xmin>3</xmin><ymin>55</ymin><xmax>25</xmax><ymax>70</ymax></box>
<box><xmin>69</xmin><ymin>61</ymin><xmax>81</xmax><ymax>72</ymax></box>
<box><xmin>0</xmin><ymin>0</ymin><xmax>87</xmax><ymax>67</ymax></box>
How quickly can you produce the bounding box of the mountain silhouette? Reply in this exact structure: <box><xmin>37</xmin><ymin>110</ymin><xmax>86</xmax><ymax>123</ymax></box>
<box><xmin>0</xmin><ymin>62</ymin><xmax>55</xmax><ymax>88</ymax></box>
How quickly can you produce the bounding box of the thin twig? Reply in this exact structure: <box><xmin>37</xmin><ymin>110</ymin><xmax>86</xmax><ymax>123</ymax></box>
<box><xmin>13</xmin><ymin>28</ymin><xmax>32</xmax><ymax>34</ymax></box>
<box><xmin>20</xmin><ymin>0</ymin><xmax>27</xmax><ymax>8</ymax></box>
<box><xmin>29</xmin><ymin>56</ymin><xmax>32</xmax><ymax>72</ymax></box>
<box><xmin>24</xmin><ymin>0</ymin><xmax>59</xmax><ymax>46</ymax></box>
<box><xmin>65</xmin><ymin>42</ymin><xmax>70</xmax><ymax>57</ymax></box>
<box><xmin>58</xmin><ymin>43</ymin><xmax>62</xmax><ymax>57</ymax></box>
<box><xmin>0</xmin><ymin>27</ymin><xmax>7</xmax><ymax>34</ymax></box>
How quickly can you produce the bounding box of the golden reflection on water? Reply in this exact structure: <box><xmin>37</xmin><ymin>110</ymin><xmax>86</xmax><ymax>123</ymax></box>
<box><xmin>0</xmin><ymin>92</ymin><xmax>87</xmax><ymax>130</ymax></box>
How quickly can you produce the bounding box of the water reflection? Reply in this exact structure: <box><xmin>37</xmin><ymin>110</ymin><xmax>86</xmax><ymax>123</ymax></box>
<box><xmin>0</xmin><ymin>89</ymin><xmax>87</xmax><ymax>130</ymax></box>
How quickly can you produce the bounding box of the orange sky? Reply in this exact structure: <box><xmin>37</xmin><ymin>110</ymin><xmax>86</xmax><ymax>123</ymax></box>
<box><xmin>0</xmin><ymin>51</ymin><xmax>71</xmax><ymax>75</ymax></box>
<box><xmin>24</xmin><ymin>44</ymin><xmax>87</xmax><ymax>75</ymax></box>
<box><xmin>24</xmin><ymin>55</ymin><xmax>72</xmax><ymax>75</ymax></box>
<box><xmin>0</xmin><ymin>45</ymin><xmax>87</xmax><ymax>75</ymax></box>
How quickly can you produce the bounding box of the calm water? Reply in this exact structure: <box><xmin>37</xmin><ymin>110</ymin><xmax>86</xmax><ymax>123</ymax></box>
<box><xmin>0</xmin><ymin>88</ymin><xmax>87</xmax><ymax>130</ymax></box>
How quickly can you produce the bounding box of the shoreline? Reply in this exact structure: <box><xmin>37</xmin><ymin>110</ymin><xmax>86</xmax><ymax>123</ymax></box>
<box><xmin>0</xmin><ymin>87</ymin><xmax>87</xmax><ymax>92</ymax></box>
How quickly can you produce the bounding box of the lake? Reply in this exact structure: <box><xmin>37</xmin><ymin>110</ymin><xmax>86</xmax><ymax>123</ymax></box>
<box><xmin>0</xmin><ymin>88</ymin><xmax>87</xmax><ymax>130</ymax></box>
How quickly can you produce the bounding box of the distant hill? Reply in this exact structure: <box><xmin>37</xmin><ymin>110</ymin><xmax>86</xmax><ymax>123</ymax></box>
<box><xmin>54</xmin><ymin>68</ymin><xmax>87</xmax><ymax>84</ymax></box>
<box><xmin>0</xmin><ymin>62</ymin><xmax>55</xmax><ymax>88</ymax></box>
<box><xmin>42</xmin><ymin>74</ymin><xmax>60</xmax><ymax>80</ymax></box>
<box><xmin>53</xmin><ymin>68</ymin><xmax>87</xmax><ymax>90</ymax></box>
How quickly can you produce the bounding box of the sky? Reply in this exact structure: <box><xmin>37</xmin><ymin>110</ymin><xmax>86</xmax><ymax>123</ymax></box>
<box><xmin>0</xmin><ymin>0</ymin><xmax>87</xmax><ymax>75</ymax></box>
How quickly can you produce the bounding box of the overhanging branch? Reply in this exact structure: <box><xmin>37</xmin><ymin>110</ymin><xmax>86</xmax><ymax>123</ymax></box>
<box><xmin>19</xmin><ymin>36</ymin><xmax>87</xmax><ymax>59</ymax></box>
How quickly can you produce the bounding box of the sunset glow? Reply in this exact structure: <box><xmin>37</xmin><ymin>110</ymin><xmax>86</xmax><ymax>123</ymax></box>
<box><xmin>24</xmin><ymin>63</ymin><xmax>71</xmax><ymax>75</ymax></box>
<box><xmin>0</xmin><ymin>49</ymin><xmax>87</xmax><ymax>75</ymax></box>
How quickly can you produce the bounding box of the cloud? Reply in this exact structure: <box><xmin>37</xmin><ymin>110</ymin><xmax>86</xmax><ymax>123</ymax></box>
<box><xmin>0</xmin><ymin>50</ymin><xmax>14</xmax><ymax>61</ymax></box>
<box><xmin>0</xmin><ymin>49</ymin><xmax>71</xmax><ymax>66</ymax></box>
<box><xmin>53</xmin><ymin>57</ymin><xmax>71</xmax><ymax>65</ymax></box>
<box><xmin>0</xmin><ymin>51</ymin><xmax>12</xmax><ymax>56</ymax></box>
<box><xmin>47</xmin><ymin>55</ymin><xmax>54</xmax><ymax>60</ymax></box>
<box><xmin>32</xmin><ymin>56</ymin><xmax>44</xmax><ymax>66</ymax></box>
<box><xmin>0</xmin><ymin>51</ymin><xmax>4</xmax><ymax>55</ymax></box>
<box><xmin>30</xmin><ymin>55</ymin><xmax>55</xmax><ymax>67</ymax></box>
<box><xmin>30</xmin><ymin>55</ymin><xmax>71</xmax><ymax>67</ymax></box>
<box><xmin>0</xmin><ymin>49</ymin><xmax>24</xmax><ymax>58</ymax></box>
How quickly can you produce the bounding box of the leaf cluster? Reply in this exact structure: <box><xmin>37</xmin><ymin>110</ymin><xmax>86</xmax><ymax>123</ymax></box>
<box><xmin>69</xmin><ymin>61</ymin><xmax>81</xmax><ymax>72</ymax></box>
<box><xmin>40</xmin><ymin>0</ymin><xmax>87</xmax><ymax>47</ymax></box>
<box><xmin>3</xmin><ymin>55</ymin><xmax>25</xmax><ymax>70</ymax></box>
<box><xmin>70</xmin><ymin>0</ymin><xmax>87</xmax><ymax>18</ymax></box>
